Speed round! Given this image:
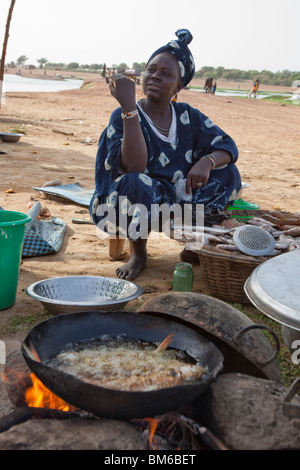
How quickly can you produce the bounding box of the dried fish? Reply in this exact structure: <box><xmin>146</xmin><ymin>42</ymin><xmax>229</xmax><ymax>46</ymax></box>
<box><xmin>205</xmin><ymin>234</ymin><xmax>223</xmax><ymax>242</ymax></box>
<box><xmin>219</xmin><ymin>236</ymin><xmax>235</xmax><ymax>245</ymax></box>
<box><xmin>262</xmin><ymin>214</ymin><xmax>283</xmax><ymax>225</ymax></box>
<box><xmin>267</xmin><ymin>211</ymin><xmax>289</xmax><ymax>219</ymax></box>
<box><xmin>248</xmin><ymin>217</ymin><xmax>277</xmax><ymax>228</ymax></box>
<box><xmin>275</xmin><ymin>241</ymin><xmax>293</xmax><ymax>251</ymax></box>
<box><xmin>220</xmin><ymin>218</ymin><xmax>244</xmax><ymax>229</ymax></box>
<box><xmin>261</xmin><ymin>224</ymin><xmax>277</xmax><ymax>234</ymax></box>
<box><xmin>216</xmin><ymin>244</ymin><xmax>240</xmax><ymax>251</ymax></box>
<box><xmin>279</xmin><ymin>234</ymin><xmax>294</xmax><ymax>242</ymax></box>
<box><xmin>282</xmin><ymin>227</ymin><xmax>300</xmax><ymax>237</ymax></box>
<box><xmin>288</xmin><ymin>241</ymin><xmax>300</xmax><ymax>251</ymax></box>
<box><xmin>272</xmin><ymin>231</ymin><xmax>285</xmax><ymax>238</ymax></box>
<box><xmin>199</xmin><ymin>211</ymin><xmax>300</xmax><ymax>259</ymax></box>
<box><xmin>275</xmin><ymin>218</ymin><xmax>300</xmax><ymax>227</ymax></box>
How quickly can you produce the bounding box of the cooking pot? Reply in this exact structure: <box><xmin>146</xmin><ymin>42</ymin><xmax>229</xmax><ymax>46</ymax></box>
<box><xmin>21</xmin><ymin>310</ymin><xmax>224</xmax><ymax>419</ymax></box>
<box><xmin>137</xmin><ymin>293</ymin><xmax>282</xmax><ymax>383</ymax></box>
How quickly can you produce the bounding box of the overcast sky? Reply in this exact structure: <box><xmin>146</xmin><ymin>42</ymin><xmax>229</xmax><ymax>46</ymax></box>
<box><xmin>1</xmin><ymin>0</ymin><xmax>300</xmax><ymax>72</ymax></box>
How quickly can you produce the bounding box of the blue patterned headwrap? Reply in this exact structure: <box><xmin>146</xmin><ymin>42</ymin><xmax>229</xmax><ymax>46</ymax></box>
<box><xmin>147</xmin><ymin>29</ymin><xmax>195</xmax><ymax>88</ymax></box>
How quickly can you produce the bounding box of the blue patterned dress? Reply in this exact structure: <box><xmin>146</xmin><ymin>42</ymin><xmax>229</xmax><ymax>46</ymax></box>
<box><xmin>90</xmin><ymin>101</ymin><xmax>241</xmax><ymax>239</ymax></box>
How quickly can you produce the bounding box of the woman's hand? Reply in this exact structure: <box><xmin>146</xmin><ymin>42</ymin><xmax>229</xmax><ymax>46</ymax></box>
<box><xmin>186</xmin><ymin>150</ymin><xmax>232</xmax><ymax>194</ymax></box>
<box><xmin>108</xmin><ymin>74</ymin><xmax>148</xmax><ymax>173</ymax></box>
<box><xmin>186</xmin><ymin>158</ymin><xmax>212</xmax><ymax>195</ymax></box>
<box><xmin>109</xmin><ymin>74</ymin><xmax>136</xmax><ymax>111</ymax></box>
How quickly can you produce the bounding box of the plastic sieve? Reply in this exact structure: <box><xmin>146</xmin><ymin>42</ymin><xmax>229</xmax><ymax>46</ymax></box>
<box><xmin>233</xmin><ymin>225</ymin><xmax>276</xmax><ymax>256</ymax></box>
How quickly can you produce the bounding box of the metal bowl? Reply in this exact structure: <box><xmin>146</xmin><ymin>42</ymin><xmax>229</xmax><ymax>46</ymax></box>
<box><xmin>26</xmin><ymin>276</ymin><xmax>143</xmax><ymax>314</ymax></box>
<box><xmin>0</xmin><ymin>132</ymin><xmax>23</xmax><ymax>142</ymax></box>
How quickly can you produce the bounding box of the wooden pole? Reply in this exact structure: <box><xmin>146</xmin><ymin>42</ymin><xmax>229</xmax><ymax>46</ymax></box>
<box><xmin>0</xmin><ymin>0</ymin><xmax>16</xmax><ymax>108</ymax></box>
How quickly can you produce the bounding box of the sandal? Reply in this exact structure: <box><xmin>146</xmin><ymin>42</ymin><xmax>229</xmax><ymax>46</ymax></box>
<box><xmin>227</xmin><ymin>198</ymin><xmax>260</xmax><ymax>210</ymax></box>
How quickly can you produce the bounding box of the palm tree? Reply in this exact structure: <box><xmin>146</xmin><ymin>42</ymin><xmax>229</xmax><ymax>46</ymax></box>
<box><xmin>37</xmin><ymin>58</ymin><xmax>48</xmax><ymax>69</ymax></box>
<box><xmin>0</xmin><ymin>0</ymin><xmax>16</xmax><ymax>108</ymax></box>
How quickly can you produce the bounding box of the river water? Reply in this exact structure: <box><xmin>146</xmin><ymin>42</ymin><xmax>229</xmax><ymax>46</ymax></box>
<box><xmin>2</xmin><ymin>73</ymin><xmax>84</xmax><ymax>92</ymax></box>
<box><xmin>192</xmin><ymin>88</ymin><xmax>273</xmax><ymax>100</ymax></box>
<box><xmin>2</xmin><ymin>73</ymin><xmax>292</xmax><ymax>102</ymax></box>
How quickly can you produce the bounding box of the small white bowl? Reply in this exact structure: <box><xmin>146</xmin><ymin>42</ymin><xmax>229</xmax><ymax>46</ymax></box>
<box><xmin>0</xmin><ymin>132</ymin><xmax>24</xmax><ymax>143</ymax></box>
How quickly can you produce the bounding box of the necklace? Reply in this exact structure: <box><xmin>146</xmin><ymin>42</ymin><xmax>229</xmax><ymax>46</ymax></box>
<box><xmin>152</xmin><ymin>122</ymin><xmax>170</xmax><ymax>133</ymax></box>
<box><xmin>139</xmin><ymin>99</ymin><xmax>171</xmax><ymax>135</ymax></box>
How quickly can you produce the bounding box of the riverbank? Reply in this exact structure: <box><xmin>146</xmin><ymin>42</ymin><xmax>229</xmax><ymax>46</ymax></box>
<box><xmin>4</xmin><ymin>67</ymin><xmax>104</xmax><ymax>82</ymax></box>
<box><xmin>4</xmin><ymin>67</ymin><xmax>295</xmax><ymax>94</ymax></box>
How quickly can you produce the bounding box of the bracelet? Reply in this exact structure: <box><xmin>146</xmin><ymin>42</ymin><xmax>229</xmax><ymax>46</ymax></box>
<box><xmin>202</xmin><ymin>154</ymin><xmax>216</xmax><ymax>169</ymax></box>
<box><xmin>121</xmin><ymin>110</ymin><xmax>139</xmax><ymax>120</ymax></box>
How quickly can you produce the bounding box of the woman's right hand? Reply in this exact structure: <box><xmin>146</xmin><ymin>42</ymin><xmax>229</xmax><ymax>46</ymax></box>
<box><xmin>109</xmin><ymin>74</ymin><xmax>148</xmax><ymax>173</ymax></box>
<box><xmin>109</xmin><ymin>74</ymin><xmax>136</xmax><ymax>111</ymax></box>
<box><xmin>186</xmin><ymin>158</ymin><xmax>212</xmax><ymax>195</ymax></box>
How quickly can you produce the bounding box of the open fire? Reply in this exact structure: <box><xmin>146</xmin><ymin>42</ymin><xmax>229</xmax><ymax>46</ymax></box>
<box><xmin>1</xmin><ymin>364</ymin><xmax>213</xmax><ymax>450</ymax></box>
<box><xmin>23</xmin><ymin>374</ymin><xmax>165</xmax><ymax>448</ymax></box>
<box><xmin>25</xmin><ymin>373</ymin><xmax>76</xmax><ymax>412</ymax></box>
<box><xmin>23</xmin><ymin>374</ymin><xmax>189</xmax><ymax>449</ymax></box>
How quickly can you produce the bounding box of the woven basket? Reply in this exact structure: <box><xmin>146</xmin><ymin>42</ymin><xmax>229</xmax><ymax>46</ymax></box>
<box><xmin>198</xmin><ymin>209</ymin><xmax>296</xmax><ymax>304</ymax></box>
<box><xmin>198</xmin><ymin>245</ymin><xmax>267</xmax><ymax>305</ymax></box>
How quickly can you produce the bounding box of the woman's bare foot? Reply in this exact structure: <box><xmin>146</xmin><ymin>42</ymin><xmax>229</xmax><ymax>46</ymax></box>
<box><xmin>116</xmin><ymin>253</ymin><xmax>148</xmax><ymax>280</ymax></box>
<box><xmin>116</xmin><ymin>239</ymin><xmax>148</xmax><ymax>280</ymax></box>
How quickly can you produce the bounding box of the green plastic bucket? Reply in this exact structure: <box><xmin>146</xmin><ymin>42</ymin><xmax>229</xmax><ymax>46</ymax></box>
<box><xmin>0</xmin><ymin>211</ymin><xmax>31</xmax><ymax>310</ymax></box>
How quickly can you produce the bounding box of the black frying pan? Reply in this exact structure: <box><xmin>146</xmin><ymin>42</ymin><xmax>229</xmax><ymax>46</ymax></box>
<box><xmin>21</xmin><ymin>310</ymin><xmax>224</xmax><ymax>419</ymax></box>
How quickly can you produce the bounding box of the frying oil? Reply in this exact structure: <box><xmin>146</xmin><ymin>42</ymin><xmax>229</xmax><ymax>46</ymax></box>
<box><xmin>45</xmin><ymin>336</ymin><xmax>205</xmax><ymax>391</ymax></box>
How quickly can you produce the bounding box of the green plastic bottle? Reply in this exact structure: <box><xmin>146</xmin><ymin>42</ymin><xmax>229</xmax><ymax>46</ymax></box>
<box><xmin>172</xmin><ymin>262</ymin><xmax>194</xmax><ymax>292</ymax></box>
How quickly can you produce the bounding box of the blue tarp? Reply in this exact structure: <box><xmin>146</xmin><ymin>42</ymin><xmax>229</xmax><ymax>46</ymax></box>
<box><xmin>33</xmin><ymin>182</ymin><xmax>94</xmax><ymax>207</ymax></box>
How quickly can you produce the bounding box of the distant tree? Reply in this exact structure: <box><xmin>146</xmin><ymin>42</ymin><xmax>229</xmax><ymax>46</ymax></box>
<box><xmin>192</xmin><ymin>65</ymin><xmax>300</xmax><ymax>86</ymax></box>
<box><xmin>240</xmin><ymin>70</ymin><xmax>251</xmax><ymax>80</ymax></box>
<box><xmin>0</xmin><ymin>0</ymin><xmax>16</xmax><ymax>107</ymax></box>
<box><xmin>196</xmin><ymin>66</ymin><xmax>215</xmax><ymax>78</ymax></box>
<box><xmin>90</xmin><ymin>64</ymin><xmax>102</xmax><ymax>71</ymax></box>
<box><xmin>214</xmin><ymin>66</ymin><xmax>225</xmax><ymax>78</ymax></box>
<box><xmin>222</xmin><ymin>69</ymin><xmax>242</xmax><ymax>80</ymax></box>
<box><xmin>46</xmin><ymin>62</ymin><xmax>65</xmax><ymax>69</ymax></box>
<box><xmin>259</xmin><ymin>70</ymin><xmax>274</xmax><ymax>85</ymax></box>
<box><xmin>67</xmin><ymin>62</ymin><xmax>79</xmax><ymax>69</ymax></box>
<box><xmin>37</xmin><ymin>58</ymin><xmax>48</xmax><ymax>69</ymax></box>
<box><xmin>132</xmin><ymin>62</ymin><xmax>146</xmax><ymax>72</ymax></box>
<box><xmin>291</xmin><ymin>72</ymin><xmax>300</xmax><ymax>82</ymax></box>
<box><xmin>16</xmin><ymin>55</ymin><xmax>28</xmax><ymax>67</ymax></box>
<box><xmin>117</xmin><ymin>63</ymin><xmax>129</xmax><ymax>72</ymax></box>
<box><xmin>248</xmin><ymin>70</ymin><xmax>260</xmax><ymax>79</ymax></box>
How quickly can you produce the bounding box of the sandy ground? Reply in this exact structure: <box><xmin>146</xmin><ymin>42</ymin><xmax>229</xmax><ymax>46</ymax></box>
<box><xmin>0</xmin><ymin>75</ymin><xmax>299</xmax><ymax>406</ymax></box>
